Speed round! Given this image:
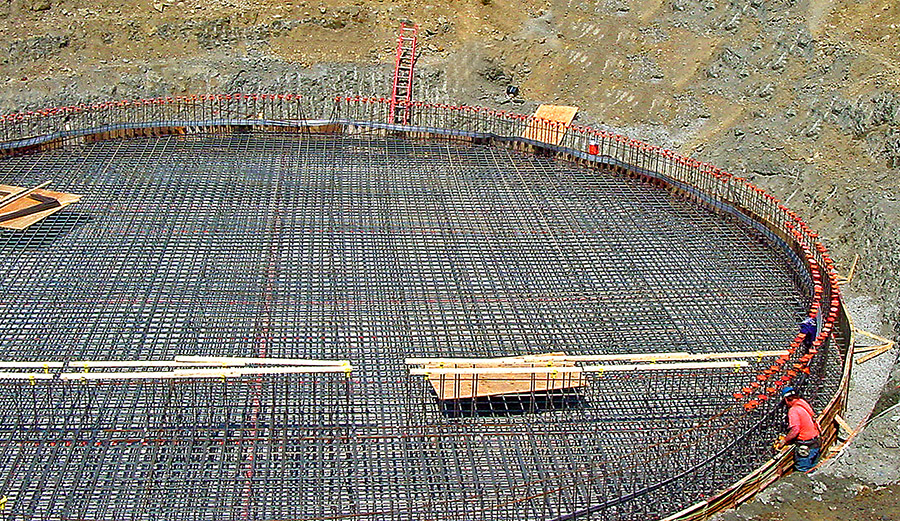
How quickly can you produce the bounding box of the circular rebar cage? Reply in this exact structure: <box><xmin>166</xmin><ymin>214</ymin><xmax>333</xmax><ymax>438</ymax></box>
<box><xmin>0</xmin><ymin>97</ymin><xmax>848</xmax><ymax>521</ymax></box>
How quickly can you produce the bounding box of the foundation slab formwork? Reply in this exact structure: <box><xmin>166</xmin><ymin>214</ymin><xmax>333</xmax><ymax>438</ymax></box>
<box><xmin>0</xmin><ymin>96</ymin><xmax>848</xmax><ymax>521</ymax></box>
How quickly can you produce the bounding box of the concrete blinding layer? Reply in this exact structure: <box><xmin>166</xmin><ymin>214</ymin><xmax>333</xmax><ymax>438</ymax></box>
<box><xmin>0</xmin><ymin>99</ymin><xmax>847</xmax><ymax>520</ymax></box>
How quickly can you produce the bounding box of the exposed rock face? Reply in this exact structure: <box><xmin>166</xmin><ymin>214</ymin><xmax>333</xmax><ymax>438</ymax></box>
<box><xmin>5</xmin><ymin>34</ymin><xmax>69</xmax><ymax>66</ymax></box>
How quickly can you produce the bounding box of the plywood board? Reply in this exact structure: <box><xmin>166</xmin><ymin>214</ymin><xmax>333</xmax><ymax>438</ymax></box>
<box><xmin>424</xmin><ymin>352</ymin><xmax>584</xmax><ymax>400</ymax></box>
<box><xmin>521</xmin><ymin>105</ymin><xmax>579</xmax><ymax>145</ymax></box>
<box><xmin>534</xmin><ymin>104</ymin><xmax>579</xmax><ymax>123</ymax></box>
<box><xmin>0</xmin><ymin>184</ymin><xmax>82</xmax><ymax>230</ymax></box>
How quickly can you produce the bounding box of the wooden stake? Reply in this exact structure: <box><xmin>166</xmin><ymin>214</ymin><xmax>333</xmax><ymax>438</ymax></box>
<box><xmin>857</xmin><ymin>343</ymin><xmax>895</xmax><ymax>364</ymax></box>
<box><xmin>837</xmin><ymin>253</ymin><xmax>860</xmax><ymax>285</ymax></box>
<box><xmin>853</xmin><ymin>328</ymin><xmax>892</xmax><ymax>345</ymax></box>
<box><xmin>834</xmin><ymin>414</ymin><xmax>853</xmax><ymax>435</ymax></box>
<box><xmin>853</xmin><ymin>344</ymin><xmax>888</xmax><ymax>354</ymax></box>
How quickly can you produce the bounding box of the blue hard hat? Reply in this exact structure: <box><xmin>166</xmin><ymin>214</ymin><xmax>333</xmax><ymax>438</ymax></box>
<box><xmin>781</xmin><ymin>386</ymin><xmax>798</xmax><ymax>399</ymax></box>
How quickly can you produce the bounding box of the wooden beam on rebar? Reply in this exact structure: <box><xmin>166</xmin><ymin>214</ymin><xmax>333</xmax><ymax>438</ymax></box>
<box><xmin>0</xmin><ymin>373</ymin><xmax>55</xmax><ymax>380</ymax></box>
<box><xmin>57</xmin><ymin>365</ymin><xmax>354</xmax><ymax>380</ymax></box>
<box><xmin>406</xmin><ymin>350</ymin><xmax>786</xmax><ymax>366</ymax></box>
<box><xmin>173</xmin><ymin>356</ymin><xmax>349</xmax><ymax>366</ymax></box>
<box><xmin>410</xmin><ymin>361</ymin><xmax>747</xmax><ymax>376</ymax></box>
<box><xmin>0</xmin><ymin>361</ymin><xmax>66</xmax><ymax>368</ymax></box>
<box><xmin>69</xmin><ymin>357</ymin><xmax>351</xmax><ymax>368</ymax></box>
<box><xmin>0</xmin><ymin>180</ymin><xmax>51</xmax><ymax>208</ymax></box>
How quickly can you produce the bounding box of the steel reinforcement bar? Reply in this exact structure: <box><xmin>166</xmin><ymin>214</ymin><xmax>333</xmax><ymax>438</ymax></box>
<box><xmin>0</xmin><ymin>94</ymin><xmax>852</xmax><ymax>519</ymax></box>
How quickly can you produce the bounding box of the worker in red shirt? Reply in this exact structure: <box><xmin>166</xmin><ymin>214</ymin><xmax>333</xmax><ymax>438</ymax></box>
<box><xmin>774</xmin><ymin>386</ymin><xmax>821</xmax><ymax>472</ymax></box>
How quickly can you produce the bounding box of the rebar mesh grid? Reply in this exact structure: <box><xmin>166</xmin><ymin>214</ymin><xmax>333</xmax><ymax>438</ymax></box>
<box><xmin>0</xmin><ymin>132</ymin><xmax>834</xmax><ymax>520</ymax></box>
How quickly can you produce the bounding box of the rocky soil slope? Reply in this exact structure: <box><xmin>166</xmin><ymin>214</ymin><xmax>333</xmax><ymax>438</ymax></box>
<box><xmin>1</xmin><ymin>0</ymin><xmax>898</xmax><ymax>517</ymax></box>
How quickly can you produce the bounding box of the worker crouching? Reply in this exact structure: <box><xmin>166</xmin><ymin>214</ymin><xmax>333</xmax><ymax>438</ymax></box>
<box><xmin>774</xmin><ymin>386</ymin><xmax>821</xmax><ymax>472</ymax></box>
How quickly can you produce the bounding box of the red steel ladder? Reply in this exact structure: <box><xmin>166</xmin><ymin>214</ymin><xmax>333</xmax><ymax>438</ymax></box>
<box><xmin>389</xmin><ymin>22</ymin><xmax>418</xmax><ymax>124</ymax></box>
